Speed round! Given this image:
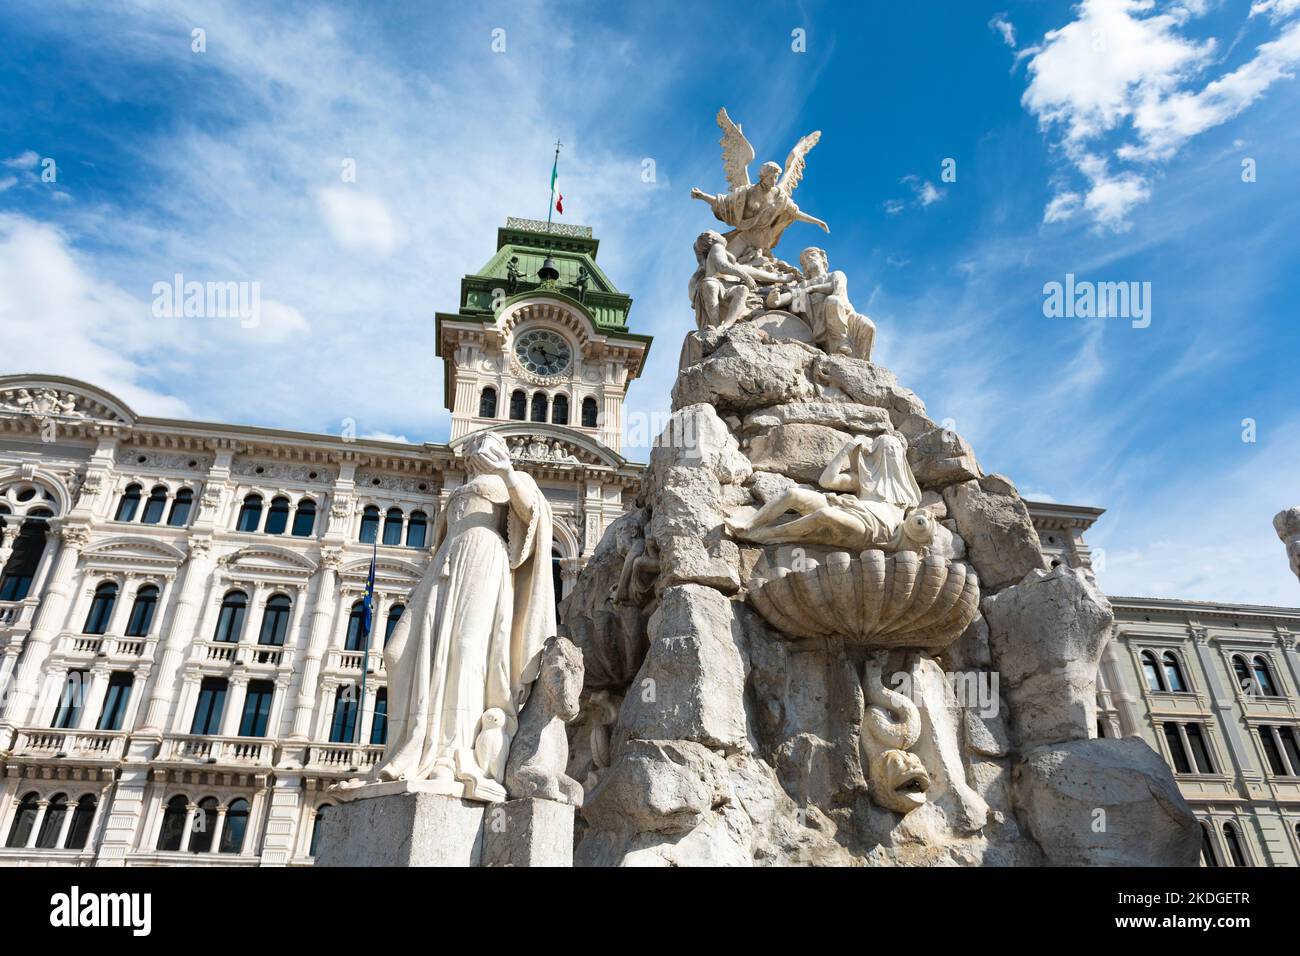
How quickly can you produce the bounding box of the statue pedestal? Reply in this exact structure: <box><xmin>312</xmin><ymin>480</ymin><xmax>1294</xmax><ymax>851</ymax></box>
<box><xmin>314</xmin><ymin>785</ymin><xmax>574</xmax><ymax>867</ymax></box>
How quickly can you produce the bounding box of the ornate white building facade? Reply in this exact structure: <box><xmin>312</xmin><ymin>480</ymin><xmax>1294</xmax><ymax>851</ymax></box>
<box><xmin>1027</xmin><ymin>501</ymin><xmax>1300</xmax><ymax>867</ymax></box>
<box><xmin>0</xmin><ymin>218</ymin><xmax>650</xmax><ymax>866</ymax></box>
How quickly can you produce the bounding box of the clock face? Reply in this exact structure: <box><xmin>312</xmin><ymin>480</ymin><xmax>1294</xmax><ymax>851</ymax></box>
<box><xmin>514</xmin><ymin>328</ymin><xmax>572</xmax><ymax>377</ymax></box>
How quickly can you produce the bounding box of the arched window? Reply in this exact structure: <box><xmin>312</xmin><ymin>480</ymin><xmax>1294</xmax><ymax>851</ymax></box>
<box><xmin>530</xmin><ymin>392</ymin><xmax>548</xmax><ymax>423</ymax></box>
<box><xmin>1222</xmin><ymin>822</ymin><xmax>1248</xmax><ymax>866</ymax></box>
<box><xmin>140</xmin><ymin>486</ymin><xmax>168</xmax><ymax>525</ymax></box>
<box><xmin>1232</xmin><ymin>655</ymin><xmax>1254</xmax><ymax>695</ymax></box>
<box><xmin>157</xmin><ymin>795</ymin><xmax>189</xmax><ymax>851</ymax></box>
<box><xmin>83</xmin><ymin>581</ymin><xmax>118</xmax><ymax>635</ymax></box>
<box><xmin>329</xmin><ymin>685</ymin><xmax>358</xmax><ymax>743</ymax></box>
<box><xmin>5</xmin><ymin>792</ymin><xmax>39</xmax><ymax>847</ymax></box>
<box><xmin>114</xmin><ymin>484</ymin><xmax>142</xmax><ymax>522</ymax></box>
<box><xmin>0</xmin><ymin>517</ymin><xmax>48</xmax><ymax>601</ymax></box>
<box><xmin>97</xmin><ymin>672</ymin><xmax>134</xmax><ymax>731</ymax></box>
<box><xmin>1252</xmin><ymin>656</ymin><xmax>1279</xmax><ymax>697</ymax></box>
<box><xmin>214</xmin><ymin>590</ymin><xmax>248</xmax><ymax>643</ymax></box>
<box><xmin>236</xmin><ymin>494</ymin><xmax>263</xmax><ymax>532</ymax></box>
<box><xmin>1163</xmin><ymin>723</ymin><xmax>1192</xmax><ymax>774</ymax></box>
<box><xmin>385</xmin><ymin>604</ymin><xmax>404</xmax><ymax>643</ymax></box>
<box><xmin>371</xmin><ymin>688</ymin><xmax>388</xmax><ymax>745</ymax></box>
<box><xmin>310</xmin><ymin>805</ymin><xmax>330</xmax><ymax>857</ymax></box>
<box><xmin>359</xmin><ymin>506</ymin><xmax>380</xmax><ymax>544</ymax></box>
<box><xmin>124</xmin><ymin>584</ymin><xmax>159</xmax><ymax>637</ymax></box>
<box><xmin>264</xmin><ymin>496</ymin><xmax>291</xmax><ymax>535</ymax></box>
<box><xmin>258</xmin><ymin>593</ymin><xmax>292</xmax><ymax>646</ymax></box>
<box><xmin>382</xmin><ymin>507</ymin><xmax>403</xmax><ymax>546</ymax></box>
<box><xmin>1140</xmin><ymin>651</ymin><xmax>1165</xmax><ymax>692</ymax></box>
<box><xmin>581</xmin><ymin>396</ymin><xmax>598</xmax><ymax>428</ymax></box>
<box><xmin>65</xmin><ymin>794</ymin><xmax>97</xmax><ymax>850</ymax></box>
<box><xmin>552</xmin><ymin>394</ymin><xmax>569</xmax><ymax>425</ymax></box>
<box><xmin>188</xmin><ymin>797</ymin><xmax>219</xmax><ymax>853</ymax></box>
<box><xmin>291</xmin><ymin>498</ymin><xmax>316</xmax><ymax>537</ymax></box>
<box><xmin>479</xmin><ymin>387</ymin><xmax>498</xmax><ymax>418</ymax></box>
<box><xmin>219</xmin><ymin>799</ymin><xmax>249</xmax><ymax>854</ymax></box>
<box><xmin>509</xmin><ymin>390</ymin><xmax>527</xmax><ymax>420</ymax></box>
<box><xmin>35</xmin><ymin>793</ymin><xmax>68</xmax><ymax>849</ymax></box>
<box><xmin>167</xmin><ymin>488</ymin><xmax>194</xmax><ymax>527</ymax></box>
<box><xmin>1200</xmin><ymin>823</ymin><xmax>1220</xmax><ymax>867</ymax></box>
<box><xmin>345</xmin><ymin>600</ymin><xmax>369</xmax><ymax>651</ymax></box>
<box><xmin>1162</xmin><ymin>652</ymin><xmax>1187</xmax><ymax>692</ymax></box>
<box><xmin>406</xmin><ymin>511</ymin><xmax>427</xmax><ymax>548</ymax></box>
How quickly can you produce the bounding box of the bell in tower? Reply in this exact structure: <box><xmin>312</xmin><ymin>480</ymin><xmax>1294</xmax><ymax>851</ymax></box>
<box><xmin>537</xmin><ymin>255</ymin><xmax>560</xmax><ymax>283</ymax></box>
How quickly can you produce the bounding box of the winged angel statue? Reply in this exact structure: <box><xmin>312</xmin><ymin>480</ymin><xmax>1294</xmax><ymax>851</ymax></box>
<box><xmin>690</xmin><ymin>108</ymin><xmax>829</xmax><ymax>262</ymax></box>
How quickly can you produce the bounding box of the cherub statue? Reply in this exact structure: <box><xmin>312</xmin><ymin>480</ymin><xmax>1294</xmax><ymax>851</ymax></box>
<box><xmin>688</xmin><ymin>230</ymin><xmax>785</xmax><ymax>331</ymax></box>
<box><xmin>690</xmin><ymin>107</ymin><xmax>829</xmax><ymax>262</ymax></box>
<box><xmin>766</xmin><ymin>247</ymin><xmax>876</xmax><ymax>359</ymax></box>
<box><xmin>726</xmin><ymin>434</ymin><xmax>934</xmax><ymax>553</ymax></box>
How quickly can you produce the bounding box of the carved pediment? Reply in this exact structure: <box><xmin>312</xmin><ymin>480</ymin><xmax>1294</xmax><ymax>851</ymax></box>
<box><xmin>0</xmin><ymin>376</ymin><xmax>136</xmax><ymax>426</ymax></box>
<box><xmin>81</xmin><ymin>536</ymin><xmax>188</xmax><ymax>569</ymax></box>
<box><xmin>219</xmin><ymin>544</ymin><xmax>318</xmax><ymax>578</ymax></box>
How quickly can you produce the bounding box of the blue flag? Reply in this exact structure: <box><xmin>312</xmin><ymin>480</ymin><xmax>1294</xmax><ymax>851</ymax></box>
<box><xmin>362</xmin><ymin>539</ymin><xmax>377</xmax><ymax>637</ymax></box>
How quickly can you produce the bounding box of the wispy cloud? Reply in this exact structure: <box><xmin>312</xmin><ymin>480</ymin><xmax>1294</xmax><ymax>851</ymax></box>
<box><xmin>1017</xmin><ymin>0</ymin><xmax>1300</xmax><ymax>229</ymax></box>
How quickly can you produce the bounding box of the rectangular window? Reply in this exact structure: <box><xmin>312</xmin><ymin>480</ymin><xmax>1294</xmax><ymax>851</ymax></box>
<box><xmin>190</xmin><ymin>677</ymin><xmax>228</xmax><ymax>735</ymax></box>
<box><xmin>238</xmin><ymin>680</ymin><xmax>274</xmax><ymax>737</ymax></box>
<box><xmin>1278</xmin><ymin>727</ymin><xmax>1300</xmax><ymax>777</ymax></box>
<box><xmin>329</xmin><ymin>685</ymin><xmax>357</xmax><ymax>743</ymax></box>
<box><xmin>1258</xmin><ymin>725</ymin><xmax>1289</xmax><ymax>776</ymax></box>
<box><xmin>370</xmin><ymin>689</ymin><xmax>388</xmax><ymax>746</ymax></box>
<box><xmin>1163</xmin><ymin>722</ymin><xmax>1192</xmax><ymax>774</ymax></box>
<box><xmin>96</xmin><ymin>671</ymin><xmax>134</xmax><ymax>731</ymax></box>
<box><xmin>1185</xmin><ymin>723</ymin><xmax>1215</xmax><ymax>774</ymax></box>
<box><xmin>51</xmin><ymin>669</ymin><xmax>89</xmax><ymax>729</ymax></box>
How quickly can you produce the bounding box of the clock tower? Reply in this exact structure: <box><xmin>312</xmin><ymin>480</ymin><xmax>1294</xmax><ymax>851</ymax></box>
<box><xmin>435</xmin><ymin>217</ymin><xmax>651</xmax><ymax>455</ymax></box>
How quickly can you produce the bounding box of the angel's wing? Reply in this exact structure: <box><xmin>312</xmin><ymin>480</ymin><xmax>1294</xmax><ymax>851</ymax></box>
<box><xmin>779</xmin><ymin>129</ymin><xmax>821</xmax><ymax>194</ymax></box>
<box><xmin>716</xmin><ymin>107</ymin><xmax>755</xmax><ymax>191</ymax></box>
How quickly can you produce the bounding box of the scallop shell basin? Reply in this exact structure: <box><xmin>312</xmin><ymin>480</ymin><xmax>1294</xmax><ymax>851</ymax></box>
<box><xmin>749</xmin><ymin>549</ymin><xmax>980</xmax><ymax>650</ymax></box>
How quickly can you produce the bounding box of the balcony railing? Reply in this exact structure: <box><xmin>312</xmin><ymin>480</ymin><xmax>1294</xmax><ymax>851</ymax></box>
<box><xmin>196</xmin><ymin>641</ymin><xmax>285</xmax><ymax>667</ymax></box>
<box><xmin>159</xmin><ymin>733</ymin><xmax>275</xmax><ymax>768</ymax></box>
<box><xmin>10</xmin><ymin>727</ymin><xmax>128</xmax><ymax>762</ymax></box>
<box><xmin>302</xmin><ymin>742</ymin><xmax>385</xmax><ymax>774</ymax></box>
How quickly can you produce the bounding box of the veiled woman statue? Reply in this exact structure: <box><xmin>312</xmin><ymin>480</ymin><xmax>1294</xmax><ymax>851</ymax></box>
<box><xmin>372</xmin><ymin>431</ymin><xmax>555</xmax><ymax>802</ymax></box>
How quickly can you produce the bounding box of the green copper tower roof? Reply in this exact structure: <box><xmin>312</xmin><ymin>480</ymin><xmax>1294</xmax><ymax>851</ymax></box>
<box><xmin>450</xmin><ymin>216</ymin><xmax>635</xmax><ymax>333</ymax></box>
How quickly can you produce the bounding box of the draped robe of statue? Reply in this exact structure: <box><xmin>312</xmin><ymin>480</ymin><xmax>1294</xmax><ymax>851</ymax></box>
<box><xmin>375</xmin><ymin>468</ymin><xmax>555</xmax><ymax>798</ymax></box>
<box><xmin>708</xmin><ymin>182</ymin><xmax>802</xmax><ymax>257</ymax></box>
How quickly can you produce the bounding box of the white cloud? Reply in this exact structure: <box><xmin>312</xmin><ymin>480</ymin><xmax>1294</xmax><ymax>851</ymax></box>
<box><xmin>1021</xmin><ymin>0</ymin><xmax>1300</xmax><ymax>227</ymax></box>
<box><xmin>361</xmin><ymin>431</ymin><xmax>413</xmax><ymax>444</ymax></box>
<box><xmin>316</xmin><ymin>187</ymin><xmax>402</xmax><ymax>256</ymax></box>
<box><xmin>0</xmin><ymin>176</ymin><xmax>17</xmax><ymax>192</ymax></box>
<box><xmin>989</xmin><ymin>13</ymin><xmax>1017</xmax><ymax>48</ymax></box>
<box><xmin>3</xmin><ymin>150</ymin><xmax>39</xmax><ymax>169</ymax></box>
<box><xmin>886</xmin><ymin>175</ymin><xmax>945</xmax><ymax>214</ymax></box>
<box><xmin>0</xmin><ymin>214</ymin><xmax>190</xmax><ymax>416</ymax></box>
<box><xmin>1251</xmin><ymin>0</ymin><xmax>1300</xmax><ymax>22</ymax></box>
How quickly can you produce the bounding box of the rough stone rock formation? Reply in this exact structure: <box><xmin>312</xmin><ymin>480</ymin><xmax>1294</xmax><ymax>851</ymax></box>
<box><xmin>561</xmin><ymin>127</ymin><xmax>1197</xmax><ymax>864</ymax></box>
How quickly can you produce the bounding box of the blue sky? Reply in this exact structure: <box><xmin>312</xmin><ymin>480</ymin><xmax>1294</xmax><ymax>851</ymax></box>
<box><xmin>2</xmin><ymin>0</ymin><xmax>1299</xmax><ymax>605</ymax></box>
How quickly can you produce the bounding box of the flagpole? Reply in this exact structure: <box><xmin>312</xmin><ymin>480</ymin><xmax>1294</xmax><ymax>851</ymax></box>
<box><xmin>354</xmin><ymin>537</ymin><xmax>376</xmax><ymax>748</ymax></box>
<box><xmin>547</xmin><ymin>139</ymin><xmax>562</xmax><ymax>230</ymax></box>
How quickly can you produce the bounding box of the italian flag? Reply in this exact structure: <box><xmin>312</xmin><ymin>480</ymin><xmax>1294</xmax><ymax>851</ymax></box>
<box><xmin>550</xmin><ymin>155</ymin><xmax>563</xmax><ymax>214</ymax></box>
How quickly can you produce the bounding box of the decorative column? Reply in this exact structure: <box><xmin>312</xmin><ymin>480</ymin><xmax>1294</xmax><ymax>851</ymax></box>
<box><xmin>77</xmin><ymin>665</ymin><xmax>113</xmax><ymax>731</ymax></box>
<box><xmin>220</xmin><ymin>674</ymin><xmax>250</xmax><ymax>738</ymax></box>
<box><xmin>288</xmin><ymin>549</ymin><xmax>342</xmax><ymax>740</ymax></box>
<box><xmin>137</xmin><ymin>536</ymin><xmax>215</xmax><ymax>735</ymax></box>
<box><xmin>2</xmin><ymin>523</ymin><xmax>89</xmax><ymax>727</ymax></box>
